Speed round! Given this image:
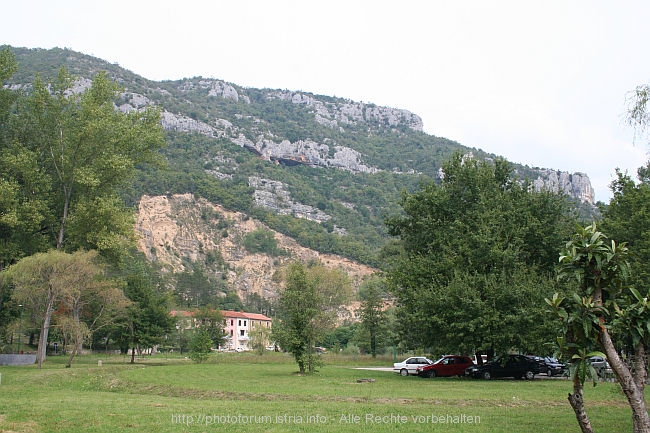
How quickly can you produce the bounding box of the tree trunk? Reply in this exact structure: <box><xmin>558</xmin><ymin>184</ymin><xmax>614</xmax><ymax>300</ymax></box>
<box><xmin>130</xmin><ymin>346</ymin><xmax>135</xmax><ymax>364</ymax></box>
<box><xmin>595</xmin><ymin>287</ymin><xmax>650</xmax><ymax>433</ymax></box>
<box><xmin>66</xmin><ymin>347</ymin><xmax>77</xmax><ymax>368</ymax></box>
<box><xmin>37</xmin><ymin>291</ymin><xmax>55</xmax><ymax>369</ymax></box>
<box><xmin>568</xmin><ymin>378</ymin><xmax>593</xmax><ymax>433</ymax></box>
<box><xmin>633</xmin><ymin>343</ymin><xmax>647</xmax><ymax>396</ymax></box>
<box><xmin>599</xmin><ymin>330</ymin><xmax>650</xmax><ymax>433</ymax></box>
<box><xmin>56</xmin><ymin>184</ymin><xmax>72</xmax><ymax>250</ymax></box>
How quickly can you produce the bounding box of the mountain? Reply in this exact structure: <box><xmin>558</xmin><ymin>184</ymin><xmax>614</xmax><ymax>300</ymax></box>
<box><xmin>3</xmin><ymin>46</ymin><xmax>597</xmax><ymax>303</ymax></box>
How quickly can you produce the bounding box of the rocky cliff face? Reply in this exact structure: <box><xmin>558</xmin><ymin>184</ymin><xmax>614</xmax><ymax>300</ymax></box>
<box><xmin>135</xmin><ymin>194</ymin><xmax>375</xmax><ymax>300</ymax></box>
<box><xmin>531</xmin><ymin>170</ymin><xmax>594</xmax><ymax>204</ymax></box>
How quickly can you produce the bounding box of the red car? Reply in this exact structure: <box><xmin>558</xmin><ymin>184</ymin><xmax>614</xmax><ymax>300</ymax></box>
<box><xmin>416</xmin><ymin>355</ymin><xmax>474</xmax><ymax>378</ymax></box>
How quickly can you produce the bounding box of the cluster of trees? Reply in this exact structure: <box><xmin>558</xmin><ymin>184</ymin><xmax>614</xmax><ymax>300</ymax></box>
<box><xmin>378</xmin><ymin>145</ymin><xmax>650</xmax><ymax>431</ymax></box>
<box><xmin>383</xmin><ymin>152</ymin><xmax>575</xmax><ymax>355</ymax></box>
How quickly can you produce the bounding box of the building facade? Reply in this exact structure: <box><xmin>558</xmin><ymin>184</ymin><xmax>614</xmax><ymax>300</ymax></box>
<box><xmin>171</xmin><ymin>309</ymin><xmax>272</xmax><ymax>351</ymax></box>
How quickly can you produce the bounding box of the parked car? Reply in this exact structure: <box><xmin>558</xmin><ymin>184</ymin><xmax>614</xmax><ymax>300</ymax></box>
<box><xmin>526</xmin><ymin>355</ymin><xmax>547</xmax><ymax>371</ymax></box>
<box><xmin>416</xmin><ymin>355</ymin><xmax>474</xmax><ymax>378</ymax></box>
<box><xmin>543</xmin><ymin>356</ymin><xmax>567</xmax><ymax>377</ymax></box>
<box><xmin>393</xmin><ymin>356</ymin><xmax>434</xmax><ymax>376</ymax></box>
<box><xmin>465</xmin><ymin>354</ymin><xmax>541</xmax><ymax>380</ymax></box>
<box><xmin>588</xmin><ymin>356</ymin><xmax>613</xmax><ymax>378</ymax></box>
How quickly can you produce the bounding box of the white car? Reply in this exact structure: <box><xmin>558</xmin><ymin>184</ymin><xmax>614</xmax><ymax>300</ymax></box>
<box><xmin>393</xmin><ymin>356</ymin><xmax>434</xmax><ymax>376</ymax></box>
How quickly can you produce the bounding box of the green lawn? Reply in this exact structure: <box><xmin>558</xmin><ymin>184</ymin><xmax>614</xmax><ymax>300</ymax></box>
<box><xmin>0</xmin><ymin>353</ymin><xmax>635</xmax><ymax>432</ymax></box>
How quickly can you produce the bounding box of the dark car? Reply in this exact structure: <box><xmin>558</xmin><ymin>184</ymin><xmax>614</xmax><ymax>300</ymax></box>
<box><xmin>416</xmin><ymin>355</ymin><xmax>474</xmax><ymax>378</ymax></box>
<box><xmin>465</xmin><ymin>354</ymin><xmax>541</xmax><ymax>380</ymax></box>
<box><xmin>526</xmin><ymin>355</ymin><xmax>547</xmax><ymax>371</ymax></box>
<box><xmin>543</xmin><ymin>356</ymin><xmax>567</xmax><ymax>377</ymax></box>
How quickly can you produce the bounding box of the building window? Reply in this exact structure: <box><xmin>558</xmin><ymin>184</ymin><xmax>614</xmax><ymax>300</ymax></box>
<box><xmin>238</xmin><ymin>320</ymin><xmax>241</xmax><ymax>326</ymax></box>
<box><xmin>240</xmin><ymin>330</ymin><xmax>245</xmax><ymax>337</ymax></box>
<box><xmin>244</xmin><ymin>320</ymin><xmax>247</xmax><ymax>327</ymax></box>
<box><xmin>231</xmin><ymin>319</ymin><xmax>233</xmax><ymax>326</ymax></box>
<box><xmin>230</xmin><ymin>330</ymin><xmax>233</xmax><ymax>336</ymax></box>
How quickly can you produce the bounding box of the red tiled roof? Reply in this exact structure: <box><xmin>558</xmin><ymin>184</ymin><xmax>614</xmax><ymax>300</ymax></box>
<box><xmin>221</xmin><ymin>310</ymin><xmax>272</xmax><ymax>321</ymax></box>
<box><xmin>170</xmin><ymin>309</ymin><xmax>271</xmax><ymax>321</ymax></box>
<box><xmin>170</xmin><ymin>309</ymin><xmax>194</xmax><ymax>317</ymax></box>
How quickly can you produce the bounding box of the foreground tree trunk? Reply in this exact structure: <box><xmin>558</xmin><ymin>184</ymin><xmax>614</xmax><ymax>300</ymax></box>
<box><xmin>568</xmin><ymin>377</ymin><xmax>593</xmax><ymax>433</ymax></box>
<box><xmin>599</xmin><ymin>329</ymin><xmax>650</xmax><ymax>433</ymax></box>
<box><xmin>36</xmin><ymin>289</ymin><xmax>56</xmax><ymax>369</ymax></box>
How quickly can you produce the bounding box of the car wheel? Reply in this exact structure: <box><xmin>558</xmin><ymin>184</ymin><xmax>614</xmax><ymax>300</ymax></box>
<box><xmin>400</xmin><ymin>368</ymin><xmax>408</xmax><ymax>377</ymax></box>
<box><xmin>428</xmin><ymin>370</ymin><xmax>437</xmax><ymax>378</ymax></box>
<box><xmin>547</xmin><ymin>369</ymin><xmax>553</xmax><ymax>377</ymax></box>
<box><xmin>482</xmin><ymin>371</ymin><xmax>491</xmax><ymax>380</ymax></box>
<box><xmin>524</xmin><ymin>370</ymin><xmax>535</xmax><ymax>380</ymax></box>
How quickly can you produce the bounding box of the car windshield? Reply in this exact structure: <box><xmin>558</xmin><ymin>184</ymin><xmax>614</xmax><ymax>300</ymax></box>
<box><xmin>433</xmin><ymin>357</ymin><xmax>446</xmax><ymax>364</ymax></box>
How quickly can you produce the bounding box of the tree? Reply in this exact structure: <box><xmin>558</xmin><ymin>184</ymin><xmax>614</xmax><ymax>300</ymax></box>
<box><xmin>189</xmin><ymin>328</ymin><xmax>213</xmax><ymax>363</ymax></box>
<box><xmin>249</xmin><ymin>321</ymin><xmax>272</xmax><ymax>355</ymax></box>
<box><xmin>356</xmin><ymin>277</ymin><xmax>389</xmax><ymax>357</ymax></box>
<box><xmin>601</xmin><ymin>166</ymin><xmax>650</xmax><ymax>305</ymax></box>
<box><xmin>0</xmin><ymin>49</ymin><xmax>51</xmax><ymax>269</ymax></box>
<box><xmin>4</xmin><ymin>250</ymin><xmax>112</xmax><ymax>368</ymax></box>
<box><xmin>1</xmin><ymin>59</ymin><xmax>165</xmax><ymax>267</ymax></box>
<box><xmin>54</xmin><ymin>250</ymin><xmax>130</xmax><ymax>367</ymax></box>
<box><xmin>192</xmin><ymin>307</ymin><xmax>226</xmax><ymax>349</ymax></box>
<box><xmin>550</xmin><ymin>223</ymin><xmax>650</xmax><ymax>433</ymax></box>
<box><xmin>273</xmin><ymin>261</ymin><xmax>351</xmax><ymax>373</ymax></box>
<box><xmin>113</xmin><ymin>258</ymin><xmax>175</xmax><ymax>363</ymax></box>
<box><xmin>626</xmin><ymin>84</ymin><xmax>650</xmax><ymax>142</ymax></box>
<box><xmin>384</xmin><ymin>151</ymin><xmax>573</xmax><ymax>355</ymax></box>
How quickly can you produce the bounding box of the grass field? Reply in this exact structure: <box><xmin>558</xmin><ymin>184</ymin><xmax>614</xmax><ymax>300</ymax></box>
<box><xmin>0</xmin><ymin>352</ymin><xmax>636</xmax><ymax>432</ymax></box>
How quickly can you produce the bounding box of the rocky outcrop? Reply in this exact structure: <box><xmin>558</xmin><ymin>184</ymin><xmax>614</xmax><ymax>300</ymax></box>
<box><xmin>532</xmin><ymin>170</ymin><xmax>595</xmax><ymax>204</ymax></box>
<box><xmin>232</xmin><ymin>136</ymin><xmax>380</xmax><ymax>173</ymax></box>
<box><xmin>160</xmin><ymin>111</ymin><xmax>222</xmax><ymax>137</ymax></box>
<box><xmin>177</xmin><ymin>78</ymin><xmax>250</xmax><ymax>103</ymax></box>
<box><xmin>249</xmin><ymin>177</ymin><xmax>332</xmax><ymax>223</ymax></box>
<box><xmin>268</xmin><ymin>90</ymin><xmax>424</xmax><ymax>132</ymax></box>
<box><xmin>135</xmin><ymin>194</ymin><xmax>374</xmax><ymax>299</ymax></box>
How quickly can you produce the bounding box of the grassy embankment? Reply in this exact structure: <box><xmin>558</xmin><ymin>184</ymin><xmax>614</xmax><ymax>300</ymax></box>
<box><xmin>0</xmin><ymin>352</ymin><xmax>635</xmax><ymax>432</ymax></box>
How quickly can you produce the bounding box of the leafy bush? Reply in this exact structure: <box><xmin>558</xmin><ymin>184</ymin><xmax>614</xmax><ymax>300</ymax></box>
<box><xmin>188</xmin><ymin>329</ymin><xmax>213</xmax><ymax>363</ymax></box>
<box><xmin>243</xmin><ymin>228</ymin><xmax>287</xmax><ymax>257</ymax></box>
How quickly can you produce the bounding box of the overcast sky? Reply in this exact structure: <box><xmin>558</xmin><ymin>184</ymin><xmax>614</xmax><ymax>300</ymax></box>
<box><xmin>3</xmin><ymin>0</ymin><xmax>650</xmax><ymax>201</ymax></box>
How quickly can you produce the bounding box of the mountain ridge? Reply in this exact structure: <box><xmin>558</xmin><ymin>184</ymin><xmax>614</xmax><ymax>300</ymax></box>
<box><xmin>3</xmin><ymin>46</ymin><xmax>598</xmax><ymax>304</ymax></box>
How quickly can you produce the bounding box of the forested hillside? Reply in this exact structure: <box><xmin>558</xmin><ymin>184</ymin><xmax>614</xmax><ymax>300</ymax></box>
<box><xmin>3</xmin><ymin>46</ymin><xmax>597</xmax><ymax>270</ymax></box>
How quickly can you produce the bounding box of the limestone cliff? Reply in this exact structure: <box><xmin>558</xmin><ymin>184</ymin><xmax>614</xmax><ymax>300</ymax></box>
<box><xmin>531</xmin><ymin>170</ymin><xmax>594</xmax><ymax>204</ymax></box>
<box><xmin>135</xmin><ymin>194</ymin><xmax>376</xmax><ymax>301</ymax></box>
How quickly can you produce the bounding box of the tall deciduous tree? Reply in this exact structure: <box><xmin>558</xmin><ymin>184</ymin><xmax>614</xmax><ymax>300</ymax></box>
<box><xmin>273</xmin><ymin>261</ymin><xmax>351</xmax><ymax>373</ymax></box>
<box><xmin>384</xmin><ymin>151</ymin><xmax>573</xmax><ymax>355</ymax></box>
<box><xmin>1</xmin><ymin>53</ymin><xmax>165</xmax><ymax>267</ymax></box>
<box><xmin>356</xmin><ymin>277</ymin><xmax>389</xmax><ymax>358</ymax></box>
<box><xmin>601</xmin><ymin>166</ymin><xmax>650</xmax><ymax>305</ymax></box>
<box><xmin>0</xmin><ymin>49</ymin><xmax>51</xmax><ymax>270</ymax></box>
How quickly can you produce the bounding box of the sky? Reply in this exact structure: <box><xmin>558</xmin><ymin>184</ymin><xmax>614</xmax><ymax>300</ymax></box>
<box><xmin>2</xmin><ymin>0</ymin><xmax>650</xmax><ymax>202</ymax></box>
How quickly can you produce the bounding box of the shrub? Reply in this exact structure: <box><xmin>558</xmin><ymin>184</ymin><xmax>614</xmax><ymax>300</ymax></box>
<box><xmin>188</xmin><ymin>329</ymin><xmax>213</xmax><ymax>363</ymax></box>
